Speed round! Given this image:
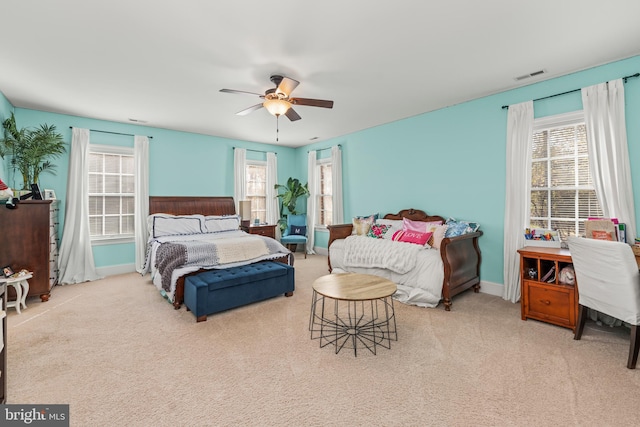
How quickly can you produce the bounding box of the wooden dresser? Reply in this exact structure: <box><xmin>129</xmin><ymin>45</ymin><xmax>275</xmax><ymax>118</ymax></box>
<box><xmin>0</xmin><ymin>200</ymin><xmax>59</xmax><ymax>302</ymax></box>
<box><xmin>518</xmin><ymin>246</ymin><xmax>577</xmax><ymax>331</ymax></box>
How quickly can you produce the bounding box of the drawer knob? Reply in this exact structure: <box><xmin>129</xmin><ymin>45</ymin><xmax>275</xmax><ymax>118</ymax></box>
<box><xmin>540</xmin><ymin>299</ymin><xmax>551</xmax><ymax>305</ymax></box>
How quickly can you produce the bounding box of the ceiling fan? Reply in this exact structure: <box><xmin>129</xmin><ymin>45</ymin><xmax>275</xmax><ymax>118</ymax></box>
<box><xmin>220</xmin><ymin>75</ymin><xmax>334</xmax><ymax>121</ymax></box>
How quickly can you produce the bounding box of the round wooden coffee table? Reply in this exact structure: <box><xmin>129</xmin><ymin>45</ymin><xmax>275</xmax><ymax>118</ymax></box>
<box><xmin>309</xmin><ymin>273</ymin><xmax>398</xmax><ymax>356</ymax></box>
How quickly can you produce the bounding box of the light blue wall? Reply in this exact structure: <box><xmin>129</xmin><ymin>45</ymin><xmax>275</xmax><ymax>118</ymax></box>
<box><xmin>2</xmin><ymin>54</ymin><xmax>639</xmax><ymax>287</ymax></box>
<box><xmin>304</xmin><ymin>55</ymin><xmax>640</xmax><ymax>287</ymax></box>
<box><xmin>4</xmin><ymin>109</ymin><xmax>298</xmax><ymax>268</ymax></box>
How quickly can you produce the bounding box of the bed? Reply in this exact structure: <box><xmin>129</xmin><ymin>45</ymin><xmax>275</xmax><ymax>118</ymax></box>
<box><xmin>327</xmin><ymin>208</ymin><xmax>482</xmax><ymax>311</ymax></box>
<box><xmin>144</xmin><ymin>196</ymin><xmax>292</xmax><ymax>309</ymax></box>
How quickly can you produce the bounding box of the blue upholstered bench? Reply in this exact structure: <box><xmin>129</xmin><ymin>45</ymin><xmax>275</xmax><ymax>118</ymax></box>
<box><xmin>183</xmin><ymin>261</ymin><xmax>295</xmax><ymax>322</ymax></box>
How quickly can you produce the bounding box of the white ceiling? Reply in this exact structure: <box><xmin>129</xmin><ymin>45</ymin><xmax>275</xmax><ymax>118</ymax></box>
<box><xmin>2</xmin><ymin>1</ymin><xmax>640</xmax><ymax>148</ymax></box>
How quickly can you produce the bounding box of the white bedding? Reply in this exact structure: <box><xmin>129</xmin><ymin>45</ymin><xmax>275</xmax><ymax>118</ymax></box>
<box><xmin>143</xmin><ymin>230</ymin><xmax>290</xmax><ymax>302</ymax></box>
<box><xmin>330</xmin><ymin>237</ymin><xmax>444</xmax><ymax>308</ymax></box>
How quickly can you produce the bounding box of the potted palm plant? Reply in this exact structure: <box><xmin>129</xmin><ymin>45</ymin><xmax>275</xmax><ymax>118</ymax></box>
<box><xmin>274</xmin><ymin>177</ymin><xmax>310</xmax><ymax>232</ymax></box>
<box><xmin>0</xmin><ymin>112</ymin><xmax>66</xmax><ymax>190</ymax></box>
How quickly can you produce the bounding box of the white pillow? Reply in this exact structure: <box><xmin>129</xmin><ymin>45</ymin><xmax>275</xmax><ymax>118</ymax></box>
<box><xmin>376</xmin><ymin>219</ymin><xmax>403</xmax><ymax>239</ymax></box>
<box><xmin>148</xmin><ymin>214</ymin><xmax>205</xmax><ymax>238</ymax></box>
<box><xmin>204</xmin><ymin>215</ymin><xmax>241</xmax><ymax>233</ymax></box>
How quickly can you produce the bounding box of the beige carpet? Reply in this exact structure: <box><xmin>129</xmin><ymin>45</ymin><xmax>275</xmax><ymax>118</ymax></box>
<box><xmin>6</xmin><ymin>254</ymin><xmax>640</xmax><ymax>426</ymax></box>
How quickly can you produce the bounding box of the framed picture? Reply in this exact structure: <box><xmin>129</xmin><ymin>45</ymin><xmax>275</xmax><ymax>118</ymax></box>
<box><xmin>2</xmin><ymin>265</ymin><xmax>14</xmax><ymax>278</ymax></box>
<box><xmin>30</xmin><ymin>183</ymin><xmax>43</xmax><ymax>200</ymax></box>
<box><xmin>44</xmin><ymin>189</ymin><xmax>57</xmax><ymax>200</ymax></box>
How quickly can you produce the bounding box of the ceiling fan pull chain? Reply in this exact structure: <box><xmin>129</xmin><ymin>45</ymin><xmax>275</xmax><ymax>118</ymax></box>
<box><xmin>276</xmin><ymin>114</ymin><xmax>280</xmax><ymax>142</ymax></box>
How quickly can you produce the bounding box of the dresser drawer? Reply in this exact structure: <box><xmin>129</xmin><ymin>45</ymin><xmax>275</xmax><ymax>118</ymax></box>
<box><xmin>524</xmin><ymin>281</ymin><xmax>575</xmax><ymax>328</ymax></box>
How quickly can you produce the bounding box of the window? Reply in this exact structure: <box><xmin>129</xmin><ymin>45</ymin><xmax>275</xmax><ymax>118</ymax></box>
<box><xmin>316</xmin><ymin>159</ymin><xmax>332</xmax><ymax>227</ymax></box>
<box><xmin>246</xmin><ymin>161</ymin><xmax>267</xmax><ymax>223</ymax></box>
<box><xmin>88</xmin><ymin>146</ymin><xmax>135</xmax><ymax>242</ymax></box>
<box><xmin>530</xmin><ymin>111</ymin><xmax>603</xmax><ymax>240</ymax></box>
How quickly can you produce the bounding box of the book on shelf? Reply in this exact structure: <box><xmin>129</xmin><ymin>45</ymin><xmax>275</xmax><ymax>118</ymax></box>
<box><xmin>540</xmin><ymin>265</ymin><xmax>556</xmax><ymax>283</ymax></box>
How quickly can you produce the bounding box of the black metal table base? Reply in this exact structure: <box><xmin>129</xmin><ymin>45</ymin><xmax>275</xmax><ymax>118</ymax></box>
<box><xmin>309</xmin><ymin>290</ymin><xmax>397</xmax><ymax>356</ymax></box>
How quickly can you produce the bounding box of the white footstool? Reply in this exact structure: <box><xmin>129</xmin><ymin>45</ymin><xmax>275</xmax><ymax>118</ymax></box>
<box><xmin>0</xmin><ymin>272</ymin><xmax>32</xmax><ymax>314</ymax></box>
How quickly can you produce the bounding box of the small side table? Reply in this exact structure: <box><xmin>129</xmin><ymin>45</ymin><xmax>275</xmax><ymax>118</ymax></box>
<box><xmin>241</xmin><ymin>224</ymin><xmax>276</xmax><ymax>239</ymax></box>
<box><xmin>310</xmin><ymin>273</ymin><xmax>398</xmax><ymax>356</ymax></box>
<box><xmin>0</xmin><ymin>273</ymin><xmax>32</xmax><ymax>314</ymax></box>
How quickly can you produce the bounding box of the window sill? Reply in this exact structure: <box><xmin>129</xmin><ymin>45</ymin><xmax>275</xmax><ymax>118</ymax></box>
<box><xmin>91</xmin><ymin>236</ymin><xmax>135</xmax><ymax>246</ymax></box>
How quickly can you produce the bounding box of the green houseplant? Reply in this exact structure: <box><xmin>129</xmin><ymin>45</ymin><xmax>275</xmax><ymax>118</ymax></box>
<box><xmin>0</xmin><ymin>112</ymin><xmax>66</xmax><ymax>189</ymax></box>
<box><xmin>274</xmin><ymin>177</ymin><xmax>310</xmax><ymax>231</ymax></box>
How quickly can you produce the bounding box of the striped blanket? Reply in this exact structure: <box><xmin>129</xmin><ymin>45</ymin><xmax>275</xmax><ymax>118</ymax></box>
<box><xmin>155</xmin><ymin>235</ymin><xmax>289</xmax><ymax>293</ymax></box>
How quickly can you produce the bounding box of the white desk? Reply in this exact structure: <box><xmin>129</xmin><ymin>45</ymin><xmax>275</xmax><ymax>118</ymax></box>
<box><xmin>0</xmin><ymin>273</ymin><xmax>32</xmax><ymax>314</ymax></box>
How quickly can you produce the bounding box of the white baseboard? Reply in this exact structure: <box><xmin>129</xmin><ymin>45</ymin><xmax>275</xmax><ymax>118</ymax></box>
<box><xmin>478</xmin><ymin>280</ymin><xmax>503</xmax><ymax>297</ymax></box>
<box><xmin>314</xmin><ymin>246</ymin><xmax>328</xmax><ymax>256</ymax></box>
<box><xmin>96</xmin><ymin>263</ymin><xmax>136</xmax><ymax>277</ymax></box>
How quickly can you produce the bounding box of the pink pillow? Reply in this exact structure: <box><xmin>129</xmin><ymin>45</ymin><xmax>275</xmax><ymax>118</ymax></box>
<box><xmin>392</xmin><ymin>230</ymin><xmax>433</xmax><ymax>245</ymax></box>
<box><xmin>402</xmin><ymin>217</ymin><xmax>443</xmax><ymax>233</ymax></box>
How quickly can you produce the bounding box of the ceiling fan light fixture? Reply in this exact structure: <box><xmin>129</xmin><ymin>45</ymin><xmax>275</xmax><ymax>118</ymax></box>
<box><xmin>263</xmin><ymin>98</ymin><xmax>291</xmax><ymax>116</ymax></box>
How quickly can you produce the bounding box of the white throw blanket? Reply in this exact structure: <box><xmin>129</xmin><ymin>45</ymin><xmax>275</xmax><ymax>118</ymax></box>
<box><xmin>343</xmin><ymin>235</ymin><xmax>421</xmax><ymax>274</ymax></box>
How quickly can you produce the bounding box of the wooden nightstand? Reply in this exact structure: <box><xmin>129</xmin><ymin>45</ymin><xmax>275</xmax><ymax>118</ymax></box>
<box><xmin>518</xmin><ymin>246</ymin><xmax>577</xmax><ymax>332</ymax></box>
<box><xmin>241</xmin><ymin>224</ymin><xmax>276</xmax><ymax>239</ymax></box>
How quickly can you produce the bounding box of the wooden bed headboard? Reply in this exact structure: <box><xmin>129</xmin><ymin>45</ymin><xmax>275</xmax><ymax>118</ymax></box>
<box><xmin>149</xmin><ymin>196</ymin><xmax>236</xmax><ymax>216</ymax></box>
<box><xmin>383</xmin><ymin>208</ymin><xmax>445</xmax><ymax>224</ymax></box>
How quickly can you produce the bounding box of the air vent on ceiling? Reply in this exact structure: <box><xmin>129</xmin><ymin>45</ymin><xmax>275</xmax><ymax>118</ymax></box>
<box><xmin>514</xmin><ymin>69</ymin><xmax>546</xmax><ymax>81</ymax></box>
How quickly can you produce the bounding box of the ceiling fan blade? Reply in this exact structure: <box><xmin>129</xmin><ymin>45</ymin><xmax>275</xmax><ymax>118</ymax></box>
<box><xmin>290</xmin><ymin>98</ymin><xmax>334</xmax><ymax>109</ymax></box>
<box><xmin>276</xmin><ymin>77</ymin><xmax>300</xmax><ymax>97</ymax></box>
<box><xmin>236</xmin><ymin>103</ymin><xmax>264</xmax><ymax>116</ymax></box>
<box><xmin>285</xmin><ymin>107</ymin><xmax>301</xmax><ymax>122</ymax></box>
<box><xmin>220</xmin><ymin>88</ymin><xmax>264</xmax><ymax>97</ymax></box>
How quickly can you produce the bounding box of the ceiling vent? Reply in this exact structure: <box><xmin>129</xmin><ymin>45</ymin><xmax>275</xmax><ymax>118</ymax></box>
<box><xmin>514</xmin><ymin>69</ymin><xmax>546</xmax><ymax>81</ymax></box>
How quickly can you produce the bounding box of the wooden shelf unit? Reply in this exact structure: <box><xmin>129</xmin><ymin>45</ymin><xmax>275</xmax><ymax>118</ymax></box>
<box><xmin>518</xmin><ymin>246</ymin><xmax>578</xmax><ymax>332</ymax></box>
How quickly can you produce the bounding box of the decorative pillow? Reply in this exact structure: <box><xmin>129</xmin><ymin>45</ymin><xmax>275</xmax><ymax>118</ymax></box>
<box><xmin>204</xmin><ymin>215</ymin><xmax>241</xmax><ymax>233</ymax></box>
<box><xmin>392</xmin><ymin>230</ymin><xmax>433</xmax><ymax>246</ymax></box>
<box><xmin>355</xmin><ymin>213</ymin><xmax>379</xmax><ymax>221</ymax></box>
<box><xmin>591</xmin><ymin>230</ymin><xmax>613</xmax><ymax>241</ymax></box>
<box><xmin>367</xmin><ymin>224</ymin><xmax>391</xmax><ymax>239</ymax></box>
<box><xmin>427</xmin><ymin>224</ymin><xmax>448</xmax><ymax>249</ymax></box>
<box><xmin>444</xmin><ymin>218</ymin><xmax>480</xmax><ymax>237</ymax></box>
<box><xmin>402</xmin><ymin>217</ymin><xmax>443</xmax><ymax>233</ymax></box>
<box><xmin>353</xmin><ymin>215</ymin><xmax>374</xmax><ymax>235</ymax></box>
<box><xmin>376</xmin><ymin>219</ymin><xmax>403</xmax><ymax>239</ymax></box>
<box><xmin>149</xmin><ymin>214</ymin><xmax>205</xmax><ymax>238</ymax></box>
<box><xmin>290</xmin><ymin>225</ymin><xmax>307</xmax><ymax>236</ymax></box>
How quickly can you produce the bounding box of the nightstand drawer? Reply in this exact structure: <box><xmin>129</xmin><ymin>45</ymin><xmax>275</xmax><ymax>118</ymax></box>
<box><xmin>242</xmin><ymin>224</ymin><xmax>276</xmax><ymax>239</ymax></box>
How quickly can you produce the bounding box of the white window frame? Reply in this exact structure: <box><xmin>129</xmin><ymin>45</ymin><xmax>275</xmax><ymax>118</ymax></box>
<box><xmin>530</xmin><ymin>110</ymin><xmax>602</xmax><ymax>239</ymax></box>
<box><xmin>315</xmin><ymin>157</ymin><xmax>332</xmax><ymax>229</ymax></box>
<box><xmin>88</xmin><ymin>144</ymin><xmax>135</xmax><ymax>245</ymax></box>
<box><xmin>245</xmin><ymin>159</ymin><xmax>267</xmax><ymax>224</ymax></box>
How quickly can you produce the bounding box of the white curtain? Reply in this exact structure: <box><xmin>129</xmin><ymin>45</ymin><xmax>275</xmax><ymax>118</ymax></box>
<box><xmin>233</xmin><ymin>148</ymin><xmax>247</xmax><ymax>214</ymax></box>
<box><xmin>58</xmin><ymin>128</ymin><xmax>103</xmax><ymax>284</ymax></box>
<box><xmin>503</xmin><ymin>101</ymin><xmax>534</xmax><ymax>303</ymax></box>
<box><xmin>266</xmin><ymin>152</ymin><xmax>281</xmax><ymax>240</ymax></box>
<box><xmin>306</xmin><ymin>150</ymin><xmax>317</xmax><ymax>255</ymax></box>
<box><xmin>331</xmin><ymin>145</ymin><xmax>344</xmax><ymax>225</ymax></box>
<box><xmin>134</xmin><ymin>136</ymin><xmax>149</xmax><ymax>273</ymax></box>
<box><xmin>582</xmin><ymin>79</ymin><xmax>636</xmax><ymax>243</ymax></box>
